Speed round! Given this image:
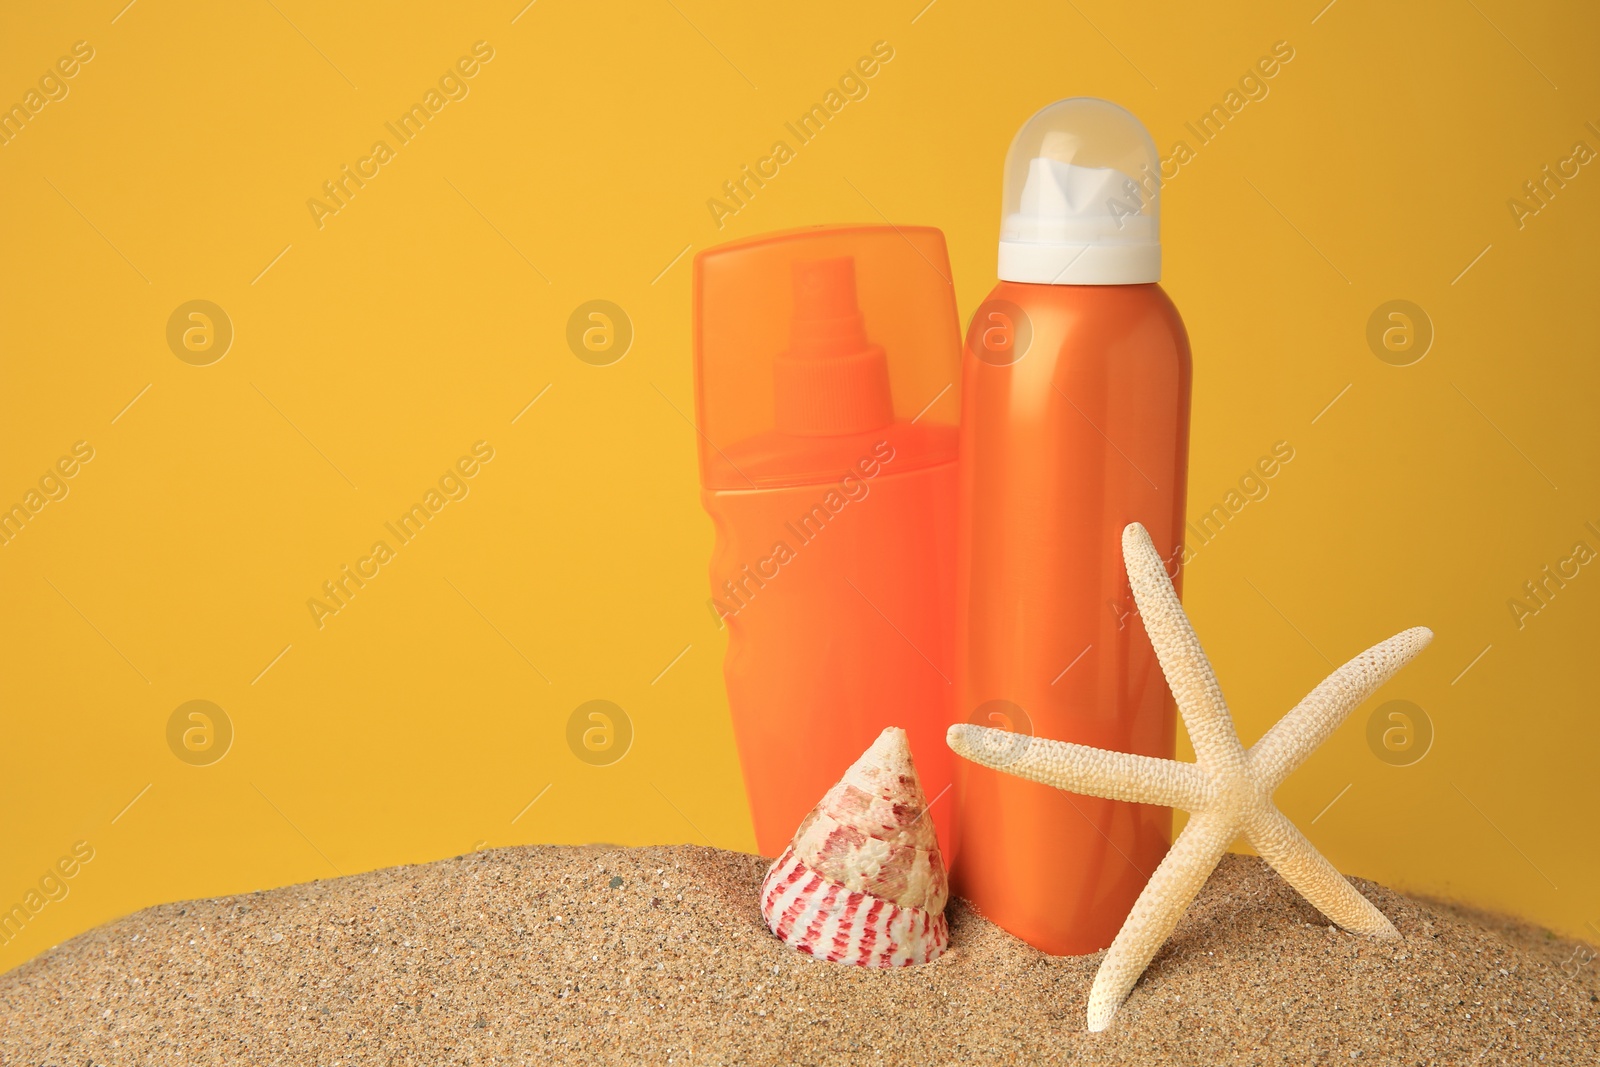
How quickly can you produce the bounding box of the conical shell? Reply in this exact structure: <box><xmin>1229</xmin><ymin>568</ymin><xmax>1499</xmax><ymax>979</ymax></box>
<box><xmin>759</xmin><ymin>727</ymin><xmax>949</xmax><ymax>966</ymax></box>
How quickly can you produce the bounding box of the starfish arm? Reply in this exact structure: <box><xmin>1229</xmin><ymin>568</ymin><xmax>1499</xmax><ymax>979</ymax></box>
<box><xmin>1247</xmin><ymin>626</ymin><xmax>1434</xmax><ymax>789</ymax></box>
<box><xmin>1121</xmin><ymin>523</ymin><xmax>1245</xmax><ymax>774</ymax></box>
<box><xmin>946</xmin><ymin>724</ymin><xmax>1215</xmax><ymax>811</ymax></box>
<box><xmin>1245</xmin><ymin>807</ymin><xmax>1399</xmax><ymax>939</ymax></box>
<box><xmin>1087</xmin><ymin>809</ymin><xmax>1239</xmax><ymax>1032</ymax></box>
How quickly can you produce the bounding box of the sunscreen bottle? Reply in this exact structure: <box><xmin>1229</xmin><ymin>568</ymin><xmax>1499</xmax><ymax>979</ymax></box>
<box><xmin>952</xmin><ymin>99</ymin><xmax>1193</xmax><ymax>954</ymax></box>
<box><xmin>693</xmin><ymin>225</ymin><xmax>962</xmax><ymax>857</ymax></box>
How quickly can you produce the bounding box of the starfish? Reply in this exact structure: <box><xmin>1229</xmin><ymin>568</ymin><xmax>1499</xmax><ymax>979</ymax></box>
<box><xmin>947</xmin><ymin>522</ymin><xmax>1432</xmax><ymax>1032</ymax></box>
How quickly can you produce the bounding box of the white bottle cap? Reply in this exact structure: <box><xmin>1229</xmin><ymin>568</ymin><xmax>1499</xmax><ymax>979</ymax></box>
<box><xmin>996</xmin><ymin>98</ymin><xmax>1162</xmax><ymax>285</ymax></box>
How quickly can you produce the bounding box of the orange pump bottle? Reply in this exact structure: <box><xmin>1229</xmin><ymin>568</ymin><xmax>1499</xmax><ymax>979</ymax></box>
<box><xmin>693</xmin><ymin>225</ymin><xmax>963</xmax><ymax>858</ymax></box>
<box><xmin>952</xmin><ymin>99</ymin><xmax>1193</xmax><ymax>954</ymax></box>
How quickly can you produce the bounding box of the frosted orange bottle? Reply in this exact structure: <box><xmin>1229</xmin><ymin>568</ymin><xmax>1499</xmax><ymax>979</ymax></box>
<box><xmin>693</xmin><ymin>225</ymin><xmax>962</xmax><ymax>858</ymax></box>
<box><xmin>952</xmin><ymin>99</ymin><xmax>1193</xmax><ymax>954</ymax></box>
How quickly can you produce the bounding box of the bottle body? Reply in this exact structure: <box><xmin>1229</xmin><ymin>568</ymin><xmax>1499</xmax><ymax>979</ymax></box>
<box><xmin>705</xmin><ymin>423</ymin><xmax>957</xmax><ymax>858</ymax></box>
<box><xmin>953</xmin><ymin>281</ymin><xmax>1191</xmax><ymax>955</ymax></box>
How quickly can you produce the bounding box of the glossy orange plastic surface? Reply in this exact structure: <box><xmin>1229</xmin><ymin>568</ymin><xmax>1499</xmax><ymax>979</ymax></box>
<box><xmin>952</xmin><ymin>281</ymin><xmax>1191</xmax><ymax>956</ymax></box>
<box><xmin>704</xmin><ymin>449</ymin><xmax>957</xmax><ymax>857</ymax></box>
<box><xmin>693</xmin><ymin>225</ymin><xmax>962</xmax><ymax>858</ymax></box>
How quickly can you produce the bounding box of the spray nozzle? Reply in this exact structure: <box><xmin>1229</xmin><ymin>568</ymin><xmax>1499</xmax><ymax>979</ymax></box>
<box><xmin>789</xmin><ymin>256</ymin><xmax>872</xmax><ymax>360</ymax></box>
<box><xmin>773</xmin><ymin>256</ymin><xmax>893</xmax><ymax>436</ymax></box>
<box><xmin>1020</xmin><ymin>157</ymin><xmax>1137</xmax><ymax>219</ymax></box>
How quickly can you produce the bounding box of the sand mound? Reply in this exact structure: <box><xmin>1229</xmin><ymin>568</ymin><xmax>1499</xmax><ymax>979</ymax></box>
<box><xmin>2</xmin><ymin>845</ymin><xmax>1594</xmax><ymax>1065</ymax></box>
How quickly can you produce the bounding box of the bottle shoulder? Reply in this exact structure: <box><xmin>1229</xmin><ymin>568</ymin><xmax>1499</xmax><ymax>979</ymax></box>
<box><xmin>707</xmin><ymin>420</ymin><xmax>958</xmax><ymax>491</ymax></box>
<box><xmin>976</xmin><ymin>281</ymin><xmax>1190</xmax><ymax>365</ymax></box>
<box><xmin>987</xmin><ymin>280</ymin><xmax>1183</xmax><ymax>318</ymax></box>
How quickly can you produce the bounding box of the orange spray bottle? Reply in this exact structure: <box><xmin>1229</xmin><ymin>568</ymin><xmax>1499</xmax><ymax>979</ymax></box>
<box><xmin>952</xmin><ymin>99</ymin><xmax>1193</xmax><ymax>954</ymax></box>
<box><xmin>693</xmin><ymin>225</ymin><xmax>963</xmax><ymax>858</ymax></box>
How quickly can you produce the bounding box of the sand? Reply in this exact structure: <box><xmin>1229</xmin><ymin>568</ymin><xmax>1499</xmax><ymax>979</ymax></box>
<box><xmin>1</xmin><ymin>845</ymin><xmax>1595</xmax><ymax>1066</ymax></box>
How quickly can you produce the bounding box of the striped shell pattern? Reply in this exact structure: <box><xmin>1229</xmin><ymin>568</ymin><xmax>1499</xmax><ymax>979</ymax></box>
<box><xmin>759</xmin><ymin>727</ymin><xmax>949</xmax><ymax>966</ymax></box>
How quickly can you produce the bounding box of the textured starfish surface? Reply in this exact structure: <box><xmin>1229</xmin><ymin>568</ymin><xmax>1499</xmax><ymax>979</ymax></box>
<box><xmin>947</xmin><ymin>522</ymin><xmax>1433</xmax><ymax>1032</ymax></box>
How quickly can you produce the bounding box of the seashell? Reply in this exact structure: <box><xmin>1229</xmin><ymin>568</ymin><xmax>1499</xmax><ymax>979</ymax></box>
<box><xmin>759</xmin><ymin>727</ymin><xmax>949</xmax><ymax>966</ymax></box>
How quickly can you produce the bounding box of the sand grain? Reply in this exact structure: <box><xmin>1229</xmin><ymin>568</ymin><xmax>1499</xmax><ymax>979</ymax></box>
<box><xmin>1</xmin><ymin>845</ymin><xmax>1595</xmax><ymax>1065</ymax></box>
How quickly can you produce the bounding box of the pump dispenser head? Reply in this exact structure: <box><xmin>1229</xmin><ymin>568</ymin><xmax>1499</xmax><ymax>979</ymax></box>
<box><xmin>774</xmin><ymin>257</ymin><xmax>895</xmax><ymax>436</ymax></box>
<box><xmin>997</xmin><ymin>97</ymin><xmax>1162</xmax><ymax>285</ymax></box>
<box><xmin>692</xmin><ymin>224</ymin><xmax>962</xmax><ymax>490</ymax></box>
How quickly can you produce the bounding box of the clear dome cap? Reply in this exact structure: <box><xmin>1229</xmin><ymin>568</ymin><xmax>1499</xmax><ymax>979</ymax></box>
<box><xmin>997</xmin><ymin>97</ymin><xmax>1161</xmax><ymax>285</ymax></box>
